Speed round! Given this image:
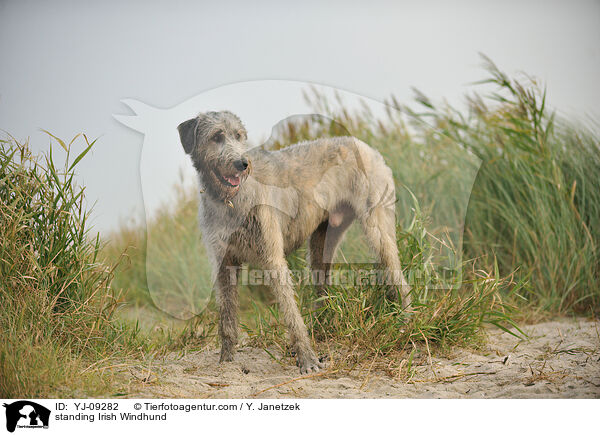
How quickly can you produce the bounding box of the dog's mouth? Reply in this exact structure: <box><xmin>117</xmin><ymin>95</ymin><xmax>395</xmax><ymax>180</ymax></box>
<box><xmin>208</xmin><ymin>161</ymin><xmax>251</xmax><ymax>199</ymax></box>
<box><xmin>220</xmin><ymin>172</ymin><xmax>242</xmax><ymax>187</ymax></box>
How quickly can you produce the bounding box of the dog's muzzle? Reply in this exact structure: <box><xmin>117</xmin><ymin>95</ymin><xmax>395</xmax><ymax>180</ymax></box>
<box><xmin>220</xmin><ymin>158</ymin><xmax>250</xmax><ymax>188</ymax></box>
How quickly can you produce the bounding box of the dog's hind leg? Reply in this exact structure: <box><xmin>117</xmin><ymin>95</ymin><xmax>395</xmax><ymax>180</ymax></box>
<box><xmin>216</xmin><ymin>259</ymin><xmax>240</xmax><ymax>362</ymax></box>
<box><xmin>359</xmin><ymin>205</ymin><xmax>412</xmax><ymax>309</ymax></box>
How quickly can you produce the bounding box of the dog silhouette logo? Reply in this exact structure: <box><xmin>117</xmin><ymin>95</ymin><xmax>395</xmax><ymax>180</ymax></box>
<box><xmin>3</xmin><ymin>401</ymin><xmax>50</xmax><ymax>432</ymax></box>
<box><xmin>114</xmin><ymin>81</ymin><xmax>482</xmax><ymax>319</ymax></box>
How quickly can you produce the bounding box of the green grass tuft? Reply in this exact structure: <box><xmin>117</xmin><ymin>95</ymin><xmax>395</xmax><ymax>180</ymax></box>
<box><xmin>0</xmin><ymin>134</ymin><xmax>145</xmax><ymax>397</ymax></box>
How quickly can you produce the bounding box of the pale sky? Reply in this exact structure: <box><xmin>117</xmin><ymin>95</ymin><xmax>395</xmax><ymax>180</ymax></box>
<box><xmin>1</xmin><ymin>0</ymin><xmax>598</xmax><ymax>233</ymax></box>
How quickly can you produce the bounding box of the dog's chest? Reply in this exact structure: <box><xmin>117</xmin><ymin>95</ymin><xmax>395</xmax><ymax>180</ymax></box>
<box><xmin>225</xmin><ymin>209</ymin><xmax>268</xmax><ymax>263</ymax></box>
<box><xmin>200</xmin><ymin>200</ymin><xmax>263</xmax><ymax>260</ymax></box>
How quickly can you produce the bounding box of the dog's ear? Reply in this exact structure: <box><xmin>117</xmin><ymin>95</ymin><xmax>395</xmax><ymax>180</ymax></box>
<box><xmin>177</xmin><ymin>117</ymin><xmax>198</xmax><ymax>154</ymax></box>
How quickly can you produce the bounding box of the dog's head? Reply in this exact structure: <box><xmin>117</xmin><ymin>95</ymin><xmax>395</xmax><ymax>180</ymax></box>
<box><xmin>178</xmin><ymin>111</ymin><xmax>251</xmax><ymax>201</ymax></box>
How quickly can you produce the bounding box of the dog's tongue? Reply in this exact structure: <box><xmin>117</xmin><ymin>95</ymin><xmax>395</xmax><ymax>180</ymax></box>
<box><xmin>225</xmin><ymin>174</ymin><xmax>241</xmax><ymax>186</ymax></box>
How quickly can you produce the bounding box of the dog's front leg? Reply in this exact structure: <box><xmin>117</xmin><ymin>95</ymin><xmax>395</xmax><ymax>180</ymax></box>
<box><xmin>216</xmin><ymin>261</ymin><xmax>239</xmax><ymax>362</ymax></box>
<box><xmin>267</xmin><ymin>260</ymin><xmax>323</xmax><ymax>374</ymax></box>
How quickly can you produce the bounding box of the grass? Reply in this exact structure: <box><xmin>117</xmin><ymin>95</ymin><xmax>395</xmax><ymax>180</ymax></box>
<box><xmin>0</xmin><ymin>134</ymin><xmax>148</xmax><ymax>397</ymax></box>
<box><xmin>101</xmin><ymin>183</ymin><xmax>213</xmax><ymax>319</ymax></box>
<box><xmin>2</xmin><ymin>57</ymin><xmax>598</xmax><ymax>396</ymax></box>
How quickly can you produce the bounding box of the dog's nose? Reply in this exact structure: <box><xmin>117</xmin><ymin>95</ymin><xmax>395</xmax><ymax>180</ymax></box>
<box><xmin>234</xmin><ymin>158</ymin><xmax>249</xmax><ymax>171</ymax></box>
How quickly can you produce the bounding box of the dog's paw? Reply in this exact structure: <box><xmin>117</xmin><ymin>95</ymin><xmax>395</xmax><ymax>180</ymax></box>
<box><xmin>219</xmin><ymin>349</ymin><xmax>235</xmax><ymax>363</ymax></box>
<box><xmin>297</xmin><ymin>352</ymin><xmax>324</xmax><ymax>374</ymax></box>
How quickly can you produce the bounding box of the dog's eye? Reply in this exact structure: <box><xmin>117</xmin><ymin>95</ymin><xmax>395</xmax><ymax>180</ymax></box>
<box><xmin>235</xmin><ymin>132</ymin><xmax>242</xmax><ymax>140</ymax></box>
<box><xmin>211</xmin><ymin>131</ymin><xmax>224</xmax><ymax>143</ymax></box>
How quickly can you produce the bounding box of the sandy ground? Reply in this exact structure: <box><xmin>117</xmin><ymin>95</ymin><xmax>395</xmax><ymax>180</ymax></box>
<box><xmin>125</xmin><ymin>319</ymin><xmax>600</xmax><ymax>398</ymax></box>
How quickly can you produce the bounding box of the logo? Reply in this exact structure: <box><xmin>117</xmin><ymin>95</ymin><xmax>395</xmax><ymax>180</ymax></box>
<box><xmin>3</xmin><ymin>401</ymin><xmax>50</xmax><ymax>433</ymax></box>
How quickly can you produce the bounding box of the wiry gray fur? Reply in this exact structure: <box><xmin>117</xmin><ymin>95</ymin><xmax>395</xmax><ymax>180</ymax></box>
<box><xmin>178</xmin><ymin>111</ymin><xmax>411</xmax><ymax>373</ymax></box>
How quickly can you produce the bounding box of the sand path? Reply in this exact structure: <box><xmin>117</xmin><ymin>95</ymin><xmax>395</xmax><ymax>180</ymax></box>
<box><xmin>126</xmin><ymin>319</ymin><xmax>600</xmax><ymax>398</ymax></box>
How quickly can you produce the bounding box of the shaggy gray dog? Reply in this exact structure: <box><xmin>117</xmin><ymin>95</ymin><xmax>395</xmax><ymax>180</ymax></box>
<box><xmin>178</xmin><ymin>111</ymin><xmax>410</xmax><ymax>373</ymax></box>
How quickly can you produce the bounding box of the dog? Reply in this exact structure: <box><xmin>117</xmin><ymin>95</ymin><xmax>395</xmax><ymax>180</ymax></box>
<box><xmin>178</xmin><ymin>111</ymin><xmax>411</xmax><ymax>373</ymax></box>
